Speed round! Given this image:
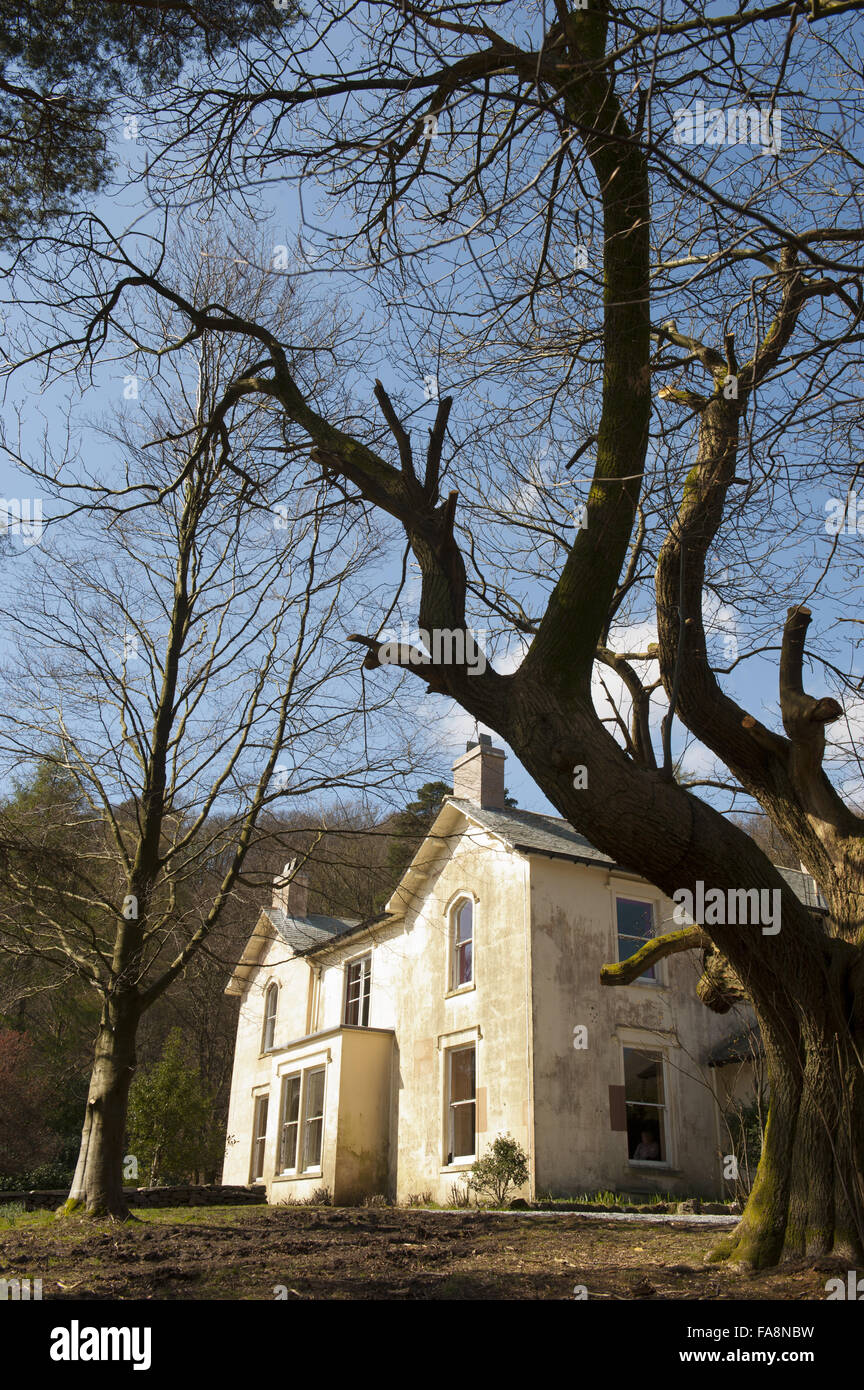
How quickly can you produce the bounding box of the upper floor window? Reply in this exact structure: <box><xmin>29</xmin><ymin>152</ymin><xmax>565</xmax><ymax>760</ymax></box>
<box><xmin>616</xmin><ymin>898</ymin><xmax>656</xmax><ymax>982</ymax></box>
<box><xmin>450</xmin><ymin>898</ymin><xmax>474</xmax><ymax>989</ymax></box>
<box><xmin>344</xmin><ymin>953</ymin><xmax>372</xmax><ymax>1027</ymax></box>
<box><xmin>262</xmin><ymin>982</ymin><xmax>278</xmax><ymax>1052</ymax></box>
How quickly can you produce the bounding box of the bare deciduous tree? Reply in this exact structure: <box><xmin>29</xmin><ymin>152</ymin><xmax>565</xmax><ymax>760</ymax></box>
<box><xmin>0</xmin><ymin>241</ymin><xmax>413</xmax><ymax>1216</ymax></box>
<box><xmin>5</xmin><ymin>1</ymin><xmax>864</xmax><ymax>1264</ymax></box>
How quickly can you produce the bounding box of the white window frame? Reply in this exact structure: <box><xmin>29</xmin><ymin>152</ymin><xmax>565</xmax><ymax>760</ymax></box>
<box><xmin>300</xmin><ymin>1066</ymin><xmax>326</xmax><ymax>1172</ymax></box>
<box><xmin>250</xmin><ymin>1092</ymin><xmax>269</xmax><ymax>1182</ymax></box>
<box><xmin>622</xmin><ymin>1045</ymin><xmax>670</xmax><ymax>1166</ymax></box>
<box><xmin>448</xmin><ymin>896</ymin><xmax>475</xmax><ymax>992</ymax></box>
<box><xmin>614</xmin><ymin>895</ymin><xmax>660</xmax><ymax>985</ymax></box>
<box><xmin>277</xmin><ymin>1072</ymin><xmax>302</xmax><ymax>1174</ymax></box>
<box><xmin>343</xmin><ymin>951</ymin><xmax>372</xmax><ymax>1027</ymax></box>
<box><xmin>445</xmin><ymin>1043</ymin><xmax>477</xmax><ymax>1165</ymax></box>
<box><xmin>275</xmin><ymin>1064</ymin><xmax>327</xmax><ymax>1176</ymax></box>
<box><xmin>261</xmin><ymin>981</ymin><xmax>278</xmax><ymax>1052</ymax></box>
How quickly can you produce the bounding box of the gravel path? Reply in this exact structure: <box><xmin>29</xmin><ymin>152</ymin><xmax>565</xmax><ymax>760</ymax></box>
<box><xmin>416</xmin><ymin>1207</ymin><xmax>739</xmax><ymax>1226</ymax></box>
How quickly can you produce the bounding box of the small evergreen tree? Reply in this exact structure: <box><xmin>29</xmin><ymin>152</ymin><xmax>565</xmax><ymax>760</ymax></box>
<box><xmin>126</xmin><ymin>1030</ymin><xmax>221</xmax><ymax>1186</ymax></box>
<box><xmin>383</xmin><ymin>781</ymin><xmax>453</xmax><ymax>892</ymax></box>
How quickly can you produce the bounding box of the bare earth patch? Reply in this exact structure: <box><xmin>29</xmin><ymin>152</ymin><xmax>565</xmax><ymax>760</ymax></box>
<box><xmin>0</xmin><ymin>1206</ymin><xmax>843</xmax><ymax>1300</ymax></box>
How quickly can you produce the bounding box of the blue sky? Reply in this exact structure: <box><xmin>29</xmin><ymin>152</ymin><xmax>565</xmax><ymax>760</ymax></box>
<box><xmin>0</xmin><ymin>2</ymin><xmax>861</xmax><ymax>827</ymax></box>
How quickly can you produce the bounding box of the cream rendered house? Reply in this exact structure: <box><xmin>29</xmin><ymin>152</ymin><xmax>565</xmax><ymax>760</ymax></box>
<box><xmin>222</xmin><ymin>738</ymin><xmax>814</xmax><ymax>1205</ymax></box>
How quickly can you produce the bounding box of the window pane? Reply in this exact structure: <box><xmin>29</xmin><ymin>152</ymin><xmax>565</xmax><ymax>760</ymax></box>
<box><xmin>254</xmin><ymin>1095</ymin><xmax>269</xmax><ymax>1138</ymax></box>
<box><xmin>617</xmin><ymin>899</ymin><xmax>654</xmax><ymax>942</ymax></box>
<box><xmin>263</xmin><ymin>985</ymin><xmax>277</xmax><ymax>1049</ymax></box>
<box><xmin>623</xmin><ymin>1049</ymin><xmax>666</xmax><ymax>1161</ymax></box>
<box><xmin>456</xmin><ymin>900</ymin><xmax>472</xmax><ymax>944</ymax></box>
<box><xmin>627</xmin><ymin>1107</ymin><xmax>665</xmax><ymax>1161</ymax></box>
<box><xmin>451</xmin><ymin>1102</ymin><xmax>475</xmax><ymax>1159</ymax></box>
<box><xmin>624</xmin><ymin>1048</ymin><xmax>664</xmax><ymax>1104</ymax></box>
<box><xmin>457</xmin><ymin>939</ymin><xmax>473</xmax><ymax>985</ymax></box>
<box><xmin>345</xmin><ymin>962</ymin><xmax>359</xmax><ymax>1025</ymax></box>
<box><xmin>303</xmin><ymin>1117</ymin><xmax>323</xmax><ymax>1169</ymax></box>
<box><xmin>280</xmin><ymin>1123</ymin><xmax>298</xmax><ymax>1171</ymax></box>
<box><xmin>305</xmin><ymin>1068</ymin><xmax>325</xmax><ymax>1118</ymax></box>
<box><xmin>300</xmin><ymin>1068</ymin><xmax>325</xmax><ymax>1170</ymax></box>
<box><xmin>286</xmin><ymin>1076</ymin><xmax>301</xmax><ymax>1124</ymax></box>
<box><xmin>280</xmin><ymin>1076</ymin><xmax>301</xmax><ymax>1170</ymax></box>
<box><xmin>450</xmin><ymin>1047</ymin><xmax>475</xmax><ymax>1102</ymax></box>
<box><xmin>616</xmin><ymin>899</ymin><xmax>655</xmax><ymax>978</ymax></box>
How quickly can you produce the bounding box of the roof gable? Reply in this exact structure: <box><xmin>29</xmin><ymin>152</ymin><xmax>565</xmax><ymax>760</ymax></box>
<box><xmin>224</xmin><ymin>905</ymin><xmax>356</xmax><ymax>996</ymax></box>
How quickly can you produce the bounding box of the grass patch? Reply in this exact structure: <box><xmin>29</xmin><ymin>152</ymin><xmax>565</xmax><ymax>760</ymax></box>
<box><xmin>0</xmin><ymin>1207</ymin><xmax>58</xmax><ymax>1232</ymax></box>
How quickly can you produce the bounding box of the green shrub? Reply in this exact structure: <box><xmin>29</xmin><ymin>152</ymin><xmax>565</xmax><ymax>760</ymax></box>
<box><xmin>0</xmin><ymin>1160</ymin><xmax>75</xmax><ymax>1192</ymax></box>
<box><xmin>467</xmin><ymin>1134</ymin><xmax>529</xmax><ymax>1207</ymax></box>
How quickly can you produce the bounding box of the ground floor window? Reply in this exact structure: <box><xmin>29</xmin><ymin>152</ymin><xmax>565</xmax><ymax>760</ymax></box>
<box><xmin>278</xmin><ymin>1074</ymin><xmax>301</xmax><ymax>1172</ymax></box>
<box><xmin>446</xmin><ymin>1044</ymin><xmax>476</xmax><ymax>1164</ymax></box>
<box><xmin>623</xmin><ymin>1047</ymin><xmax>668</xmax><ymax>1162</ymax></box>
<box><xmin>250</xmin><ymin>1093</ymin><xmax>269</xmax><ymax>1181</ymax></box>
<box><xmin>301</xmin><ymin>1067</ymin><xmax>326</xmax><ymax>1171</ymax></box>
<box><xmin>277</xmin><ymin>1067</ymin><xmax>326</xmax><ymax>1174</ymax></box>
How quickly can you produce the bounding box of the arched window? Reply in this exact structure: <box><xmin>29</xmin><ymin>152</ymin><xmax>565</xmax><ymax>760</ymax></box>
<box><xmin>449</xmin><ymin>898</ymin><xmax>474</xmax><ymax>989</ymax></box>
<box><xmin>262</xmin><ymin>983</ymin><xmax>278</xmax><ymax>1052</ymax></box>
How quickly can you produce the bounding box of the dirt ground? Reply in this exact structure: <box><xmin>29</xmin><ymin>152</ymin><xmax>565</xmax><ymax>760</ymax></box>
<box><xmin>0</xmin><ymin>1205</ymin><xmax>851</xmax><ymax>1300</ymax></box>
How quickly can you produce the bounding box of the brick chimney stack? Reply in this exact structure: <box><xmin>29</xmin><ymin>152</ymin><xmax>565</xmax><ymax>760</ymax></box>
<box><xmin>451</xmin><ymin>735</ymin><xmax>506</xmax><ymax>810</ymax></box>
<box><xmin>272</xmin><ymin>858</ymin><xmax>309</xmax><ymax>917</ymax></box>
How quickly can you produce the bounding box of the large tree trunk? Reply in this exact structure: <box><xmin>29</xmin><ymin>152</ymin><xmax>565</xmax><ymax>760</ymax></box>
<box><xmin>65</xmin><ymin>993</ymin><xmax>140</xmax><ymax>1219</ymax></box>
<box><xmin>492</xmin><ymin>691</ymin><xmax>864</xmax><ymax>1268</ymax></box>
<box><xmin>714</xmin><ymin>941</ymin><xmax>864</xmax><ymax>1267</ymax></box>
<box><xmin>650</xmin><ymin>382</ymin><xmax>864</xmax><ymax>1264</ymax></box>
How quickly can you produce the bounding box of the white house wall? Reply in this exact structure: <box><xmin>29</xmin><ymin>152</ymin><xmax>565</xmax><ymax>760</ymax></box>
<box><xmin>222</xmin><ymin>932</ymin><xmax>315</xmax><ymax>1186</ymax></box>
<box><xmin>307</xmin><ymin>823</ymin><xmax>533</xmax><ymax>1202</ymax></box>
<box><xmin>223</xmin><ymin>819</ymin><xmax>755</xmax><ymax>1206</ymax></box>
<box><xmin>528</xmin><ymin>855</ymin><xmax>740</xmax><ymax>1199</ymax></box>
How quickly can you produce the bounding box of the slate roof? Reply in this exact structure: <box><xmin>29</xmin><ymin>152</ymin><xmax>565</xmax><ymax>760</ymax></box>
<box><xmin>775</xmin><ymin>866</ymin><xmax>829</xmax><ymax>912</ymax></box>
<box><xmin>263</xmin><ymin>906</ymin><xmax>358</xmax><ymax>953</ymax></box>
<box><xmin>447</xmin><ymin>798</ymin><xmax>619</xmax><ymax>867</ymax></box>
<box><xmin>449</xmin><ymin>800</ymin><xmax>829</xmax><ymax>911</ymax></box>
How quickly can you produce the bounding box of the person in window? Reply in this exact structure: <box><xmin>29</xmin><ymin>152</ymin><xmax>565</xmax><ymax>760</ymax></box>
<box><xmin>633</xmin><ymin>1127</ymin><xmax>660</xmax><ymax>1160</ymax></box>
